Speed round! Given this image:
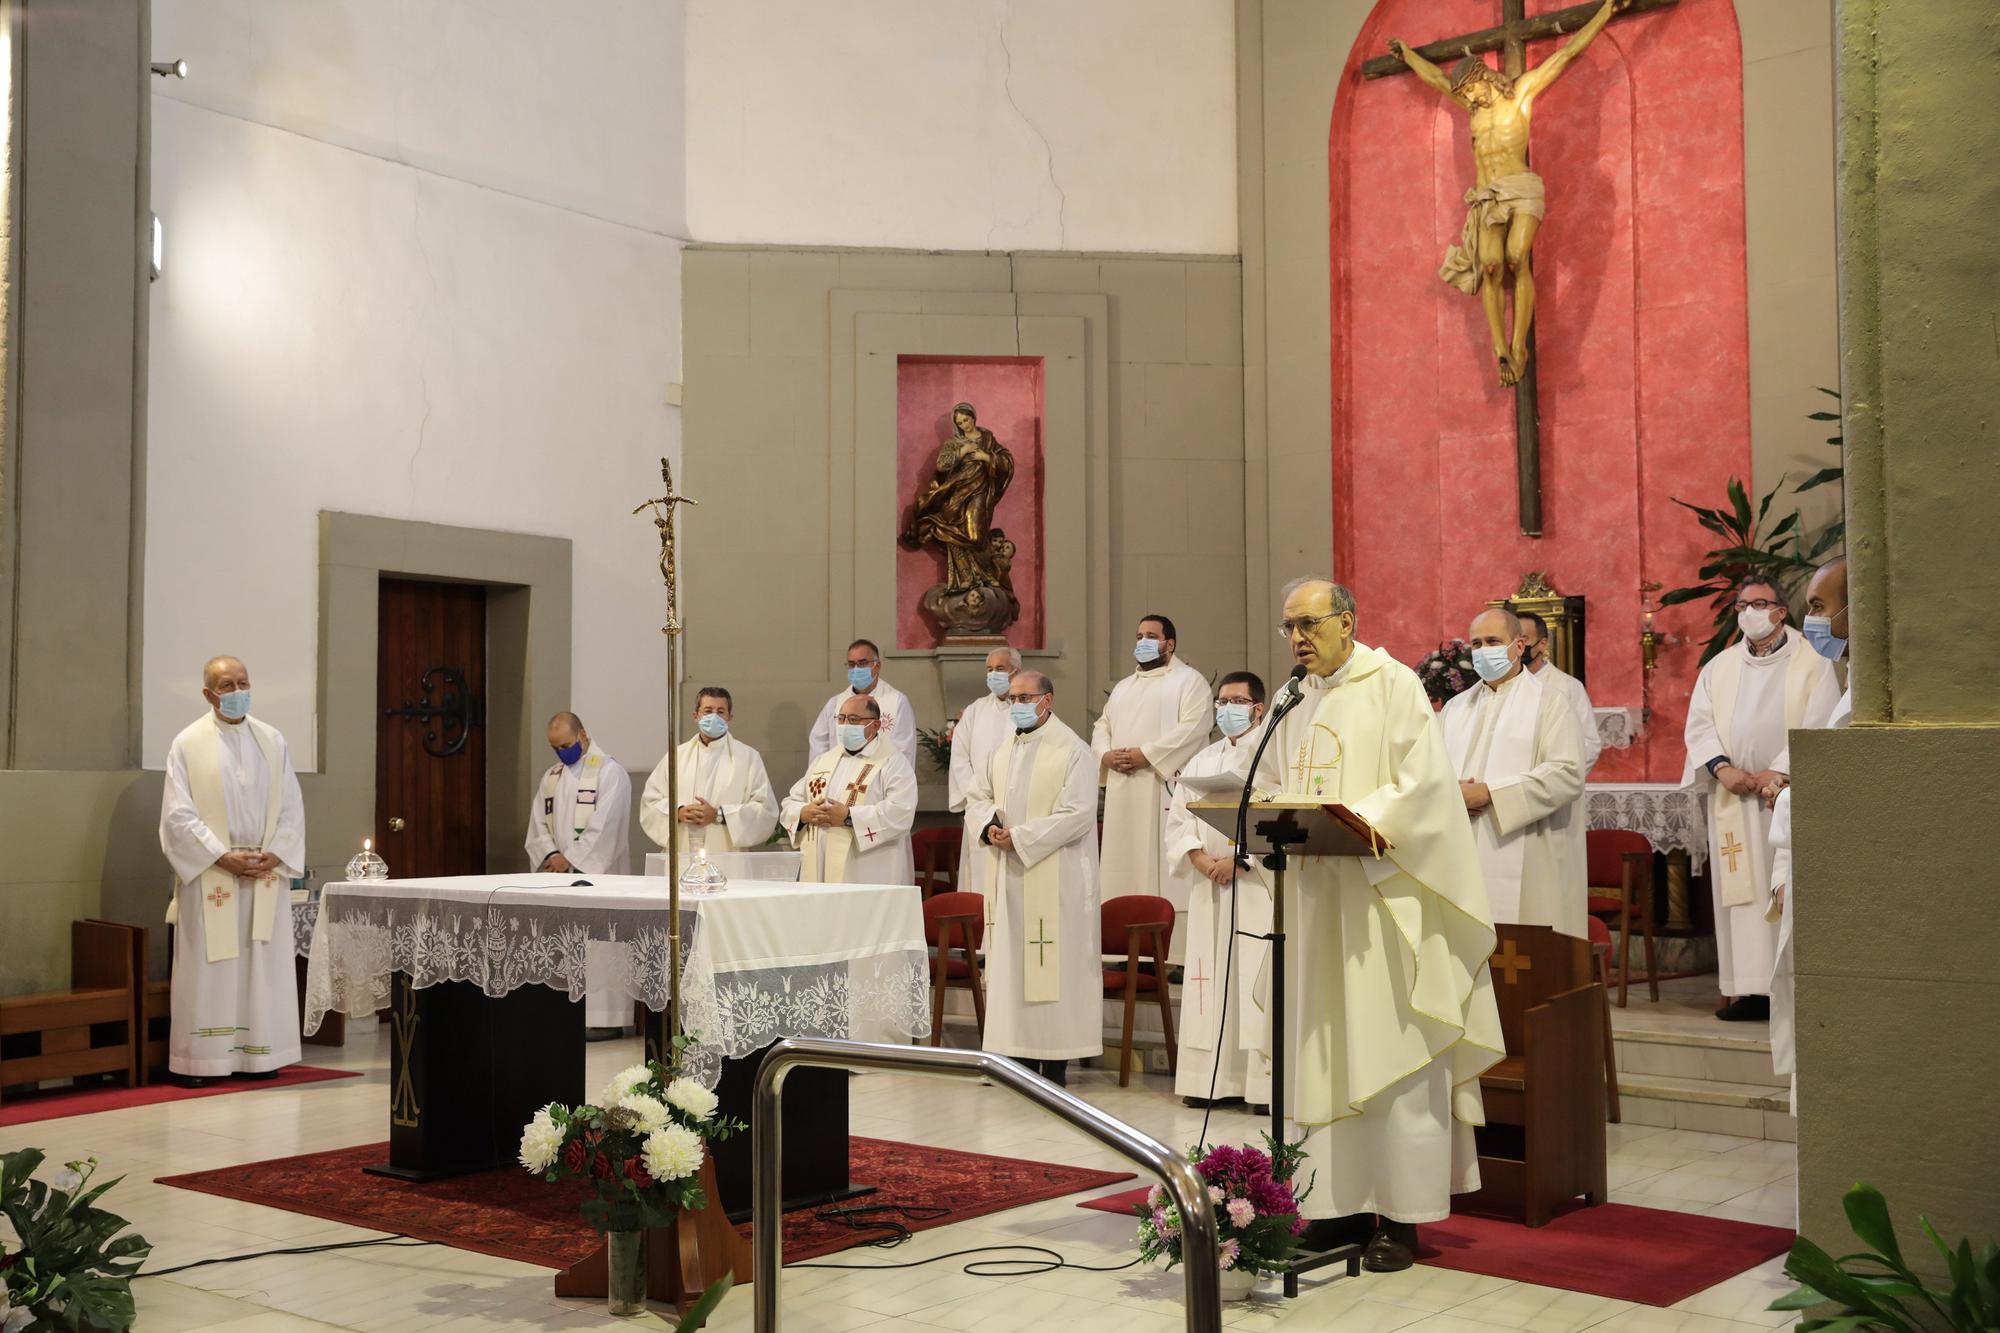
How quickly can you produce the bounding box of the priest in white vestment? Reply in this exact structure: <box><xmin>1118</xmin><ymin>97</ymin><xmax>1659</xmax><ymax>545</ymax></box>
<box><xmin>1092</xmin><ymin>614</ymin><xmax>1211</xmax><ymax>958</ymax></box>
<box><xmin>525</xmin><ymin>712</ymin><xmax>633</xmax><ymax>1035</ymax></box>
<box><xmin>946</xmin><ymin>646</ymin><xmax>1021</xmax><ymax>910</ymax></box>
<box><xmin>1766</xmin><ymin>555</ymin><xmax>1851</xmax><ymax>1113</ymax></box>
<box><xmin>1165</xmin><ymin>671</ymin><xmax>1274</xmax><ymax>1107</ymax></box>
<box><xmin>639</xmin><ymin>686</ymin><xmax>778</xmax><ymax>863</ymax></box>
<box><xmin>1444</xmin><ymin>609</ymin><xmax>1589</xmax><ymax>938</ymax></box>
<box><xmin>1254</xmin><ymin>579</ymin><xmax>1503</xmax><ymax>1273</ymax></box>
<box><xmin>1520</xmin><ymin>611</ymin><xmax>1603</xmax><ymax>773</ymax></box>
<box><xmin>808</xmin><ymin>638</ymin><xmax>917</xmax><ymax>767</ymax></box>
<box><xmin>1681</xmin><ymin>580</ymin><xmax>1840</xmax><ymax>1020</ymax></box>
<box><xmin>965</xmin><ymin>671</ymin><xmax>1102</xmax><ymax>1086</ymax></box>
<box><xmin>158</xmin><ymin>656</ymin><xmax>307</xmax><ymax>1084</ymax></box>
<box><xmin>782</xmin><ymin>693</ymin><xmax>918</xmax><ymax>885</ymax></box>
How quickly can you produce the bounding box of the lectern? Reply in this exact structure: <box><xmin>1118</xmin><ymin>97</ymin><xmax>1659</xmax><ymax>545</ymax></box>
<box><xmin>1188</xmin><ymin>795</ymin><xmax>1389</xmax><ymax>1295</ymax></box>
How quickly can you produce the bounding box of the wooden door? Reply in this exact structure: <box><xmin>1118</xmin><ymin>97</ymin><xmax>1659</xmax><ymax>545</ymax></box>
<box><xmin>376</xmin><ymin>578</ymin><xmax>487</xmax><ymax>878</ymax></box>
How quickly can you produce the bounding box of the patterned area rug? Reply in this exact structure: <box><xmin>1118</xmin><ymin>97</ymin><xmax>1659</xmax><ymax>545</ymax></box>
<box><xmin>0</xmin><ymin>1066</ymin><xmax>359</xmax><ymax>1128</ymax></box>
<box><xmin>160</xmin><ymin>1137</ymin><xmax>1133</xmax><ymax>1268</ymax></box>
<box><xmin>1077</xmin><ymin>1187</ymin><xmax>1794</xmax><ymax>1307</ymax></box>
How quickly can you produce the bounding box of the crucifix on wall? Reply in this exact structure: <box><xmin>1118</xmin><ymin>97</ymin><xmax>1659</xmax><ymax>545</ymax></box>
<box><xmin>1363</xmin><ymin>0</ymin><xmax>1674</xmax><ymax>536</ymax></box>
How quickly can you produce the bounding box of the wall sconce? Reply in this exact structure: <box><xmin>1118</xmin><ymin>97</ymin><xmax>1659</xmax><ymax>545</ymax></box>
<box><xmin>150</xmin><ymin>213</ymin><xmax>162</xmax><ymax>281</ymax></box>
<box><xmin>150</xmin><ymin>59</ymin><xmax>188</xmax><ymax>79</ymax></box>
<box><xmin>1640</xmin><ymin>581</ymin><xmax>1666</xmax><ymax>673</ymax></box>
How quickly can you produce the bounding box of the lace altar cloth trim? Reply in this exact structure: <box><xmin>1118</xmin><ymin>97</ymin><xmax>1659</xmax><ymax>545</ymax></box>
<box><xmin>301</xmin><ymin>873</ymin><xmax>930</xmax><ymax>1087</ymax></box>
<box><xmin>1585</xmin><ymin>783</ymin><xmax>1710</xmax><ymax>869</ymax></box>
<box><xmin>1593</xmin><ymin>707</ymin><xmax>1641</xmax><ymax>751</ymax></box>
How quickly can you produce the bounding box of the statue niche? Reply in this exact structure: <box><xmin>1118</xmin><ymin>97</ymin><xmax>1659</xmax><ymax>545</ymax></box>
<box><xmin>900</xmin><ymin>401</ymin><xmax>1020</xmax><ymax>638</ymax></box>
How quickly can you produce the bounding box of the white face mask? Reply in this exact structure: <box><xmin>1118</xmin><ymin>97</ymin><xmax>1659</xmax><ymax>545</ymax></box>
<box><xmin>1737</xmin><ymin>607</ymin><xmax>1781</xmax><ymax>641</ymax></box>
<box><xmin>1214</xmin><ymin>702</ymin><xmax>1255</xmax><ymax>738</ymax></box>
<box><xmin>986</xmin><ymin>670</ymin><xmax>1012</xmax><ymax>696</ymax></box>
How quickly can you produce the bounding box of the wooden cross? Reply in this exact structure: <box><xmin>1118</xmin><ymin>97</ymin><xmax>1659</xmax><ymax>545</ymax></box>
<box><xmin>1030</xmin><ymin>917</ymin><xmax>1054</xmax><ymax>967</ymax></box>
<box><xmin>1188</xmin><ymin>961</ymin><xmax>1211</xmax><ymax>1015</ymax></box>
<box><xmin>1492</xmin><ymin>937</ymin><xmax>1534</xmax><ymax>985</ymax></box>
<box><xmin>1360</xmin><ymin>0</ymin><xmax>1675</xmax><ymax>537</ymax></box>
<box><xmin>1719</xmin><ymin>831</ymin><xmax>1745</xmax><ymax>874</ymax></box>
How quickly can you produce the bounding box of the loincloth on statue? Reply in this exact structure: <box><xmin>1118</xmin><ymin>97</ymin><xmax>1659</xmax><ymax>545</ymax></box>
<box><xmin>1437</xmin><ymin>172</ymin><xmax>1547</xmax><ymax>295</ymax></box>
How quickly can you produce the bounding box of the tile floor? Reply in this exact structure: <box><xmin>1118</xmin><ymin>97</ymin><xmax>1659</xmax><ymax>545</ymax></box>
<box><xmin>5</xmin><ymin>1029</ymin><xmax>1800</xmax><ymax>1331</ymax></box>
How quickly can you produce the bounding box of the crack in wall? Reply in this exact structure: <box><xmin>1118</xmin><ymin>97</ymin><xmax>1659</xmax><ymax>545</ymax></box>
<box><xmin>995</xmin><ymin>1</ymin><xmax>1067</xmax><ymax>252</ymax></box>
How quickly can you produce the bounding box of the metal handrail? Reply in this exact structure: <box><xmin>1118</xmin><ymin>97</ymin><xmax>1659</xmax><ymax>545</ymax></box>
<box><xmin>752</xmin><ymin>1038</ymin><xmax>1221</xmax><ymax>1333</ymax></box>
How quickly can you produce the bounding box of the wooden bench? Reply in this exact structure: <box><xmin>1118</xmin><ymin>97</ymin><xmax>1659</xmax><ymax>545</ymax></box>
<box><xmin>0</xmin><ymin>921</ymin><xmax>140</xmax><ymax>1103</ymax></box>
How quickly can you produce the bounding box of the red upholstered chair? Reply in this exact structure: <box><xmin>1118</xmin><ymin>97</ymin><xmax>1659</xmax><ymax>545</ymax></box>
<box><xmin>1586</xmin><ymin>829</ymin><xmax>1659</xmax><ymax>1006</ymax></box>
<box><xmin>913</xmin><ymin>826</ymin><xmax>962</xmax><ymax>899</ymax></box>
<box><xmin>1100</xmin><ymin>896</ymin><xmax>1177</xmax><ymax>1087</ymax></box>
<box><xmin>1586</xmin><ymin>916</ymin><xmax>1621</xmax><ymax>1124</ymax></box>
<box><xmin>923</xmin><ymin>891</ymin><xmax>985</xmax><ymax>1046</ymax></box>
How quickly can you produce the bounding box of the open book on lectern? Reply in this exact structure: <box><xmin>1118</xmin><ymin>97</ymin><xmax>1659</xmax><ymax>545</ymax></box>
<box><xmin>1184</xmin><ymin>795</ymin><xmax>1394</xmax><ymax>859</ymax></box>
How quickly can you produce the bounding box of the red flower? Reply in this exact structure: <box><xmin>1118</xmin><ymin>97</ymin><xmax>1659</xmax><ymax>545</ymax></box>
<box><xmin>624</xmin><ymin>1156</ymin><xmax>653</xmax><ymax>1186</ymax></box>
<box><xmin>563</xmin><ymin>1139</ymin><xmax>588</xmax><ymax>1174</ymax></box>
<box><xmin>590</xmin><ymin>1151</ymin><xmax>615</xmax><ymax>1181</ymax></box>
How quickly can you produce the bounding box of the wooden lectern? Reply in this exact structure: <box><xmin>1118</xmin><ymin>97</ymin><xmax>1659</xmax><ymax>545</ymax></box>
<box><xmin>1187</xmin><ymin>795</ymin><xmax>1390</xmax><ymax>1296</ymax></box>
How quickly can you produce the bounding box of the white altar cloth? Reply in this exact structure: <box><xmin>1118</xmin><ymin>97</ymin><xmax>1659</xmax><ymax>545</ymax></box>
<box><xmin>643</xmin><ymin>850</ymin><xmax>803</xmax><ymax>882</ymax></box>
<box><xmin>302</xmin><ymin>873</ymin><xmax>928</xmax><ymax>1085</ymax></box>
<box><xmin>1585</xmin><ymin>782</ymin><xmax>1709</xmax><ymax>869</ymax></box>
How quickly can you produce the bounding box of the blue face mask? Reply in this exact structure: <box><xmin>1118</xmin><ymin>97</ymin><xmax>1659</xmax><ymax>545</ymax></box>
<box><xmin>1009</xmin><ymin>701</ymin><xmax>1042</xmax><ymax>730</ymax></box>
<box><xmin>837</xmin><ymin>723</ymin><xmax>868</xmax><ymax>753</ymax></box>
<box><xmin>986</xmin><ymin>670</ymin><xmax>1012</xmax><ymax>696</ymax></box>
<box><xmin>1133</xmin><ymin>639</ymin><xmax>1162</xmax><ymax>665</ymax></box>
<box><xmin>1215</xmin><ymin>702</ymin><xmax>1254</xmax><ymax>738</ymax></box>
<box><xmin>1801</xmin><ymin>614</ymin><xmax>1847</xmax><ymax>661</ymax></box>
<box><xmin>555</xmin><ymin>740</ymin><xmax>585</xmax><ymax>766</ymax></box>
<box><xmin>215</xmin><ymin>688</ymin><xmax>251</xmax><ymax>721</ymax></box>
<box><xmin>1471</xmin><ymin>645</ymin><xmax>1515</xmax><ymax>683</ymax></box>
<box><xmin>847</xmin><ymin>664</ymin><xmax>875</xmax><ymax>691</ymax></box>
<box><xmin>697</xmin><ymin>714</ymin><xmax>729</xmax><ymax>740</ymax></box>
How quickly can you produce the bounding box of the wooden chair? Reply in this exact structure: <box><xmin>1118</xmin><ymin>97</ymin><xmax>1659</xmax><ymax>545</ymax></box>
<box><xmin>1585</xmin><ymin>916</ymin><xmax>1622</xmax><ymax>1124</ymax></box>
<box><xmin>923</xmin><ymin>891</ymin><xmax>986</xmax><ymax>1045</ymax></box>
<box><xmin>1475</xmin><ymin>923</ymin><xmax>1608</xmax><ymax>1227</ymax></box>
<box><xmin>912</xmin><ymin>826</ymin><xmax>962</xmax><ymax>898</ymax></box>
<box><xmin>1100</xmin><ymin>896</ymin><xmax>1176</xmax><ymax>1087</ymax></box>
<box><xmin>0</xmin><ymin>921</ymin><xmax>140</xmax><ymax>1103</ymax></box>
<box><xmin>1586</xmin><ymin>829</ymin><xmax>1659</xmax><ymax>1006</ymax></box>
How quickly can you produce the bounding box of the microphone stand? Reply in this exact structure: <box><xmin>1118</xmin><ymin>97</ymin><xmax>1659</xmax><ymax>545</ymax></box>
<box><xmin>1233</xmin><ymin>674</ymin><xmax>1363</xmax><ymax>1295</ymax></box>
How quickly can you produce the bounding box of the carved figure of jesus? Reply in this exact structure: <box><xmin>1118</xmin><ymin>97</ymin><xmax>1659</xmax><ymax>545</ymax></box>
<box><xmin>1389</xmin><ymin>0</ymin><xmax>1624</xmax><ymax>387</ymax></box>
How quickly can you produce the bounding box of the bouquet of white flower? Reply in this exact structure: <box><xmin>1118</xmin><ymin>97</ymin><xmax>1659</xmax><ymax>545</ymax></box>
<box><xmin>518</xmin><ymin>1037</ymin><xmax>743</xmax><ymax>1233</ymax></box>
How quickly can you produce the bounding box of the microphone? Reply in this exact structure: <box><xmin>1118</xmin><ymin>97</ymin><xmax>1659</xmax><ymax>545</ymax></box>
<box><xmin>1269</xmin><ymin>664</ymin><xmax>1311</xmax><ymax>718</ymax></box>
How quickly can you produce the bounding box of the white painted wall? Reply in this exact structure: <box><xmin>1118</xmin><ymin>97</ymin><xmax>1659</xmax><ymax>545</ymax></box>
<box><xmin>685</xmin><ymin>0</ymin><xmax>1239</xmax><ymax>254</ymax></box>
<box><xmin>144</xmin><ymin>1</ymin><xmax>688</xmax><ymax>771</ymax></box>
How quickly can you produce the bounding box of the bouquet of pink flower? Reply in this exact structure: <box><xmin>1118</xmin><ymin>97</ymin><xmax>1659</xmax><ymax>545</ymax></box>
<box><xmin>1133</xmin><ymin>1135</ymin><xmax>1312</xmax><ymax>1277</ymax></box>
<box><xmin>1416</xmin><ymin>638</ymin><xmax>1478</xmax><ymax>708</ymax></box>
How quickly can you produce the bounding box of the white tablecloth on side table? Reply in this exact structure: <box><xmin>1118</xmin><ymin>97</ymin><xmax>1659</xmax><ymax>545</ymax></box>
<box><xmin>1584</xmin><ymin>782</ymin><xmax>1709</xmax><ymax>870</ymax></box>
<box><xmin>643</xmin><ymin>850</ymin><xmax>803</xmax><ymax>882</ymax></box>
<box><xmin>302</xmin><ymin>873</ymin><xmax>928</xmax><ymax>1085</ymax></box>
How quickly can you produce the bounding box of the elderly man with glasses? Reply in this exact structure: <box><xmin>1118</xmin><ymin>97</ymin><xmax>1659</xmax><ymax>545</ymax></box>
<box><xmin>1681</xmin><ymin>578</ymin><xmax>1841</xmax><ymax>1022</ymax></box>
<box><xmin>782</xmin><ymin>693</ymin><xmax>918</xmax><ymax>885</ymax></box>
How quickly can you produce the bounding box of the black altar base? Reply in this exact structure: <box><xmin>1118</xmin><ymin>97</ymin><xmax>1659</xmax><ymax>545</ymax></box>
<box><xmin>366</xmin><ymin>973</ymin><xmax>583</xmax><ymax>1182</ymax></box>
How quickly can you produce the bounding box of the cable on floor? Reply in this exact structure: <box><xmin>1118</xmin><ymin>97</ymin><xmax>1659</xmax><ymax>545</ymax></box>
<box><xmin>137</xmin><ymin>1233</ymin><xmax>436</xmax><ymax>1279</ymax></box>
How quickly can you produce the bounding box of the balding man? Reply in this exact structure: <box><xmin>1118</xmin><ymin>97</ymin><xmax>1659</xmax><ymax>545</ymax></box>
<box><xmin>158</xmin><ymin>656</ymin><xmax>307</xmax><ymax>1086</ymax></box>
<box><xmin>947</xmin><ymin>645</ymin><xmax>1022</xmax><ymax>906</ymax></box>
<box><xmin>526</xmin><ymin>711</ymin><xmax>633</xmax><ymax>1037</ymax></box>
<box><xmin>1442</xmin><ymin>608</ymin><xmax>1588</xmax><ymax>937</ymax></box>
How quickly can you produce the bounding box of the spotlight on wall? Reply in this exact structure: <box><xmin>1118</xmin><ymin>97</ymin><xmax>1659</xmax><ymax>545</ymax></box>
<box><xmin>150</xmin><ymin>58</ymin><xmax>188</xmax><ymax>79</ymax></box>
<box><xmin>150</xmin><ymin>213</ymin><xmax>163</xmax><ymax>282</ymax></box>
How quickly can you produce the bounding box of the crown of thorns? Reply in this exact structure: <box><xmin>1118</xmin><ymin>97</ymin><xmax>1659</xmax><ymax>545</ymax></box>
<box><xmin>1449</xmin><ymin>52</ymin><xmax>1511</xmax><ymax>91</ymax></box>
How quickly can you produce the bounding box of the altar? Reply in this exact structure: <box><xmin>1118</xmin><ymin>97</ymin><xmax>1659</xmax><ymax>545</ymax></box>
<box><xmin>302</xmin><ymin>873</ymin><xmax>928</xmax><ymax>1210</ymax></box>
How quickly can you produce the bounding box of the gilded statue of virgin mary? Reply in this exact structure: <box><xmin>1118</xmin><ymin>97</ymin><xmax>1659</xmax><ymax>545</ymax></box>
<box><xmin>901</xmin><ymin>401</ymin><xmax>1020</xmax><ymax>636</ymax></box>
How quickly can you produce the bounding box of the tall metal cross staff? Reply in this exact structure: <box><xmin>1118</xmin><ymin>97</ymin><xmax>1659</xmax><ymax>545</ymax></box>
<box><xmin>635</xmin><ymin>458</ymin><xmax>698</xmax><ymax>1038</ymax></box>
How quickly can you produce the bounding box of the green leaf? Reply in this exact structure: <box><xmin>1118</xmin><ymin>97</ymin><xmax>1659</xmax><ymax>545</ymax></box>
<box><xmin>1807</xmin><ymin>411</ymin><xmax>1843</xmax><ymax>421</ymax></box>
<box><xmin>1816</xmin><ymin>385</ymin><xmax>1842</xmax><ymax>399</ymax></box>
<box><xmin>1659</xmin><ymin>585</ymin><xmax>1720</xmax><ymax>607</ymax></box>
<box><xmin>1770</xmin><ymin>1284</ymin><xmax>1831</xmax><ymax>1311</ymax></box>
<box><xmin>1786</xmin><ymin>1236</ymin><xmax>1895</xmax><ymax>1315</ymax></box>
<box><xmin>1844</xmin><ymin>1184</ymin><xmax>1905</xmax><ymax>1268</ymax></box>
<box><xmin>674</xmin><ymin>1273</ymin><xmax>735</xmax><ymax>1331</ymax></box>
<box><xmin>1796</xmin><ymin>467</ymin><xmax>1845</xmax><ymax>493</ymax></box>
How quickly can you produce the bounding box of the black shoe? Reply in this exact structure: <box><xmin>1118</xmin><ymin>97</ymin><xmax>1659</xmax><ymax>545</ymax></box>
<box><xmin>169</xmin><ymin>1074</ymin><xmax>211</xmax><ymax>1089</ymax></box>
<box><xmin>1298</xmin><ymin>1213</ymin><xmax>1373</xmax><ymax>1253</ymax></box>
<box><xmin>1248</xmin><ymin>1103</ymin><xmax>1271</xmax><ymax>1117</ymax></box>
<box><xmin>1042</xmin><ymin>1060</ymin><xmax>1068</xmax><ymax>1087</ymax></box>
<box><xmin>235</xmin><ymin>1069</ymin><xmax>281</xmax><ymax>1081</ymax></box>
<box><xmin>1715</xmin><ymin>995</ymin><xmax>1770</xmax><ymax>1022</ymax></box>
<box><xmin>1182</xmin><ymin>1095</ymin><xmax>1219</xmax><ymax>1108</ymax></box>
<box><xmin>585</xmin><ymin>1026</ymin><xmax>627</xmax><ymax>1043</ymax></box>
<box><xmin>1362</xmin><ymin>1221</ymin><xmax>1418</xmax><ymax>1272</ymax></box>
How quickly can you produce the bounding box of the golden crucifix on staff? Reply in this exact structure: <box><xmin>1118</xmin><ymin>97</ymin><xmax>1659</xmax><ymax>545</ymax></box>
<box><xmin>634</xmin><ymin>458</ymin><xmax>697</xmax><ymax>1037</ymax></box>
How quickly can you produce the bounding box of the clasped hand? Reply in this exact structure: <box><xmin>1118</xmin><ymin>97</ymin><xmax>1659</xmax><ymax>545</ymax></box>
<box><xmin>679</xmin><ymin>798</ymin><xmax>718</xmax><ymax>826</ymax></box>
<box><xmin>986</xmin><ymin>822</ymin><xmax>1015</xmax><ymax>851</ymax></box>
<box><xmin>1102</xmin><ymin>747</ymin><xmax>1147</xmax><ymax>776</ymax></box>
<box><xmin>218</xmin><ymin>849</ymin><xmax>278</xmax><ymax>878</ymax></box>
<box><xmin>1192</xmin><ymin>850</ymin><xmax>1236</xmax><ymax>885</ymax></box>
<box><xmin>1459</xmin><ymin>779</ymin><xmax>1492</xmax><ymax>812</ymax></box>
<box><xmin>800</xmin><ymin>798</ymin><xmax>849</xmax><ymax>828</ymax></box>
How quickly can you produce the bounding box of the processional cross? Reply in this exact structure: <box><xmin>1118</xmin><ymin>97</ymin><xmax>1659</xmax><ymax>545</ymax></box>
<box><xmin>1363</xmin><ymin>0</ymin><xmax>1673</xmax><ymax>536</ymax></box>
<box><xmin>635</xmin><ymin>460</ymin><xmax>698</xmax><ymax>1037</ymax></box>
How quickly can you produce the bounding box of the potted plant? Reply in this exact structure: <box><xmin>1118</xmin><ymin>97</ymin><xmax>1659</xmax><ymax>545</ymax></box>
<box><xmin>1</xmin><ymin>1149</ymin><xmax>152</xmax><ymax>1332</ymax></box>
<box><xmin>519</xmin><ymin>1041</ymin><xmax>744</xmax><ymax>1319</ymax></box>
<box><xmin>1770</xmin><ymin>1181</ymin><xmax>1998</xmax><ymax>1331</ymax></box>
<box><xmin>1133</xmin><ymin>1136</ymin><xmax>1311</xmax><ymax>1301</ymax></box>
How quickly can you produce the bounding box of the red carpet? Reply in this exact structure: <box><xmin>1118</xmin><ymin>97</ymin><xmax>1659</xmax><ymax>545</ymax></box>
<box><xmin>1077</xmin><ymin>1187</ymin><xmax>1793</xmax><ymax>1306</ymax></box>
<box><xmin>0</xmin><ymin>1066</ymin><xmax>360</xmax><ymax>1128</ymax></box>
<box><xmin>160</xmin><ymin>1138</ymin><xmax>1133</xmax><ymax>1268</ymax></box>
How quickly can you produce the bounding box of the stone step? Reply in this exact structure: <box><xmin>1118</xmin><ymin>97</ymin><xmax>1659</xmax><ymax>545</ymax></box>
<box><xmin>1616</xmin><ymin>1073</ymin><xmax>1795</xmax><ymax>1142</ymax></box>
<box><xmin>1614</xmin><ymin>1031</ymin><xmax>1787</xmax><ymax>1089</ymax></box>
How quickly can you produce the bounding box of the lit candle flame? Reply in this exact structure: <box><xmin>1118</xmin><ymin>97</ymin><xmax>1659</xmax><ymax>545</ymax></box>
<box><xmin>363</xmin><ymin>837</ymin><xmax>372</xmax><ymax>852</ymax></box>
